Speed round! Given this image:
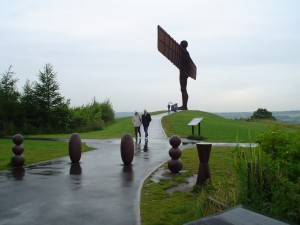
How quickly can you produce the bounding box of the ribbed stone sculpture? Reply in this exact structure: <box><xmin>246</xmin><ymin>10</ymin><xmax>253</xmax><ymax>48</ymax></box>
<box><xmin>120</xmin><ymin>133</ymin><xmax>134</xmax><ymax>165</ymax></box>
<box><xmin>196</xmin><ymin>143</ymin><xmax>212</xmax><ymax>185</ymax></box>
<box><xmin>12</xmin><ymin>134</ymin><xmax>25</xmax><ymax>167</ymax></box>
<box><xmin>69</xmin><ymin>133</ymin><xmax>82</xmax><ymax>163</ymax></box>
<box><xmin>168</xmin><ymin>135</ymin><xmax>183</xmax><ymax>173</ymax></box>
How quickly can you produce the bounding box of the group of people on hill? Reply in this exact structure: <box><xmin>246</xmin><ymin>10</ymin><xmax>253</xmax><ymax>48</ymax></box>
<box><xmin>167</xmin><ymin>103</ymin><xmax>178</xmax><ymax>113</ymax></box>
<box><xmin>132</xmin><ymin>110</ymin><xmax>151</xmax><ymax>140</ymax></box>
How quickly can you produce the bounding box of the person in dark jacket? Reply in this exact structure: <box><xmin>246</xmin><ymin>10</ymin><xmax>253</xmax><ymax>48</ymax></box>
<box><xmin>141</xmin><ymin>109</ymin><xmax>151</xmax><ymax>139</ymax></box>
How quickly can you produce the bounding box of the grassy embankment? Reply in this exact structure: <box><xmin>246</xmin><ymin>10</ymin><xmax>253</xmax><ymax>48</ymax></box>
<box><xmin>0</xmin><ymin>111</ymin><xmax>165</xmax><ymax>170</ymax></box>
<box><xmin>0</xmin><ymin>140</ymin><xmax>94</xmax><ymax>170</ymax></box>
<box><xmin>1</xmin><ymin>110</ymin><xmax>299</xmax><ymax>224</ymax></box>
<box><xmin>141</xmin><ymin>110</ymin><xmax>300</xmax><ymax>225</ymax></box>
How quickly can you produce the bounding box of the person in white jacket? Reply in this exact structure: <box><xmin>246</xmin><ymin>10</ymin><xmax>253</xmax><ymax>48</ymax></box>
<box><xmin>132</xmin><ymin>112</ymin><xmax>142</xmax><ymax>139</ymax></box>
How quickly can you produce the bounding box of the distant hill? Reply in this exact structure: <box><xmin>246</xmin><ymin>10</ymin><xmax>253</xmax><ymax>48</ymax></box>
<box><xmin>214</xmin><ymin>111</ymin><xmax>300</xmax><ymax>124</ymax></box>
<box><xmin>115</xmin><ymin>112</ymin><xmax>135</xmax><ymax>118</ymax></box>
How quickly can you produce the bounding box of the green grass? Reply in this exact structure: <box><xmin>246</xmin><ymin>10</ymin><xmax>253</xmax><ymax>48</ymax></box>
<box><xmin>3</xmin><ymin>109</ymin><xmax>298</xmax><ymax>170</ymax></box>
<box><xmin>140</xmin><ymin>146</ymin><xmax>240</xmax><ymax>225</ymax></box>
<box><xmin>23</xmin><ymin>110</ymin><xmax>300</xmax><ymax>143</ymax></box>
<box><xmin>0</xmin><ymin>139</ymin><xmax>94</xmax><ymax>170</ymax></box>
<box><xmin>23</xmin><ymin>117</ymin><xmax>135</xmax><ymax>139</ymax></box>
<box><xmin>162</xmin><ymin>110</ymin><xmax>299</xmax><ymax>142</ymax></box>
<box><xmin>1</xmin><ymin>109</ymin><xmax>299</xmax><ymax>223</ymax></box>
<box><xmin>25</xmin><ymin>111</ymin><xmax>167</xmax><ymax>139</ymax></box>
<box><xmin>0</xmin><ymin>110</ymin><xmax>167</xmax><ymax>170</ymax></box>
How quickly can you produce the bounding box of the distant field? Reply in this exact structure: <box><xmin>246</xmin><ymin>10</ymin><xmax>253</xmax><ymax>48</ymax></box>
<box><xmin>214</xmin><ymin>110</ymin><xmax>300</xmax><ymax>124</ymax></box>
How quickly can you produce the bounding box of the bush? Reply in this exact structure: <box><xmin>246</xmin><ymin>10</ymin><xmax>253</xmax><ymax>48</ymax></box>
<box><xmin>68</xmin><ymin>98</ymin><xmax>114</xmax><ymax>133</ymax></box>
<box><xmin>233</xmin><ymin>128</ymin><xmax>300</xmax><ymax>224</ymax></box>
<box><xmin>100</xmin><ymin>99</ymin><xmax>115</xmax><ymax>123</ymax></box>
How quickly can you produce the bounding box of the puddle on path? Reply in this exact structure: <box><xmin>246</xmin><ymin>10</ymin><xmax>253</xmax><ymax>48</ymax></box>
<box><xmin>149</xmin><ymin>167</ymin><xmax>197</xmax><ymax>194</ymax></box>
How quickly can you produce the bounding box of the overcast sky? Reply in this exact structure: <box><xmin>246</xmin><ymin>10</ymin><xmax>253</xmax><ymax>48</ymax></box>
<box><xmin>1</xmin><ymin>0</ymin><xmax>299</xmax><ymax>113</ymax></box>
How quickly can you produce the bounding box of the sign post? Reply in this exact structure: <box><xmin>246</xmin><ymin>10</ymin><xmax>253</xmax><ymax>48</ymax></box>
<box><xmin>187</xmin><ymin>118</ymin><xmax>203</xmax><ymax>136</ymax></box>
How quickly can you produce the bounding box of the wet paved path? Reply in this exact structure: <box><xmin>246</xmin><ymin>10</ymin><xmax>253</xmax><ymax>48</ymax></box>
<box><xmin>0</xmin><ymin>113</ymin><xmax>255</xmax><ymax>225</ymax></box>
<box><xmin>0</xmin><ymin>113</ymin><xmax>171</xmax><ymax>225</ymax></box>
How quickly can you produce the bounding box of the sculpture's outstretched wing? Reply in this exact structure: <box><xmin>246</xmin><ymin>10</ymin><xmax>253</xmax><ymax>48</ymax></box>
<box><xmin>157</xmin><ymin>25</ymin><xmax>197</xmax><ymax>80</ymax></box>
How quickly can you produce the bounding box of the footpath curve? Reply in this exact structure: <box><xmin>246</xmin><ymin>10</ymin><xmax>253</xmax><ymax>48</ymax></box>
<box><xmin>0</xmin><ymin>113</ymin><xmax>255</xmax><ymax>225</ymax></box>
<box><xmin>0</xmin><ymin>113</ymin><xmax>170</xmax><ymax>225</ymax></box>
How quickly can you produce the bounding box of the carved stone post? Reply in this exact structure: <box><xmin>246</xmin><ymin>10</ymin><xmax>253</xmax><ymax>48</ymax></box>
<box><xmin>120</xmin><ymin>133</ymin><xmax>134</xmax><ymax>165</ymax></box>
<box><xmin>12</xmin><ymin>134</ymin><xmax>25</xmax><ymax>167</ymax></box>
<box><xmin>69</xmin><ymin>133</ymin><xmax>82</xmax><ymax>163</ymax></box>
<box><xmin>196</xmin><ymin>143</ymin><xmax>212</xmax><ymax>185</ymax></box>
<box><xmin>168</xmin><ymin>135</ymin><xmax>183</xmax><ymax>173</ymax></box>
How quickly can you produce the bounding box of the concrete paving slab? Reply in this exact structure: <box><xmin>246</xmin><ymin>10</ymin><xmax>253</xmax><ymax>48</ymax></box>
<box><xmin>184</xmin><ymin>205</ymin><xmax>290</xmax><ymax>225</ymax></box>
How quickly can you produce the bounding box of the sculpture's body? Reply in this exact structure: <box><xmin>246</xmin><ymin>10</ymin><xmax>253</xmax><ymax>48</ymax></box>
<box><xmin>179</xmin><ymin>40</ymin><xmax>190</xmax><ymax>110</ymax></box>
<box><xmin>157</xmin><ymin>25</ymin><xmax>197</xmax><ymax>110</ymax></box>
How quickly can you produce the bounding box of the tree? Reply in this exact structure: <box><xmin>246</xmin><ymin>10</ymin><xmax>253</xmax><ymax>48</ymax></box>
<box><xmin>32</xmin><ymin>63</ymin><xmax>70</xmax><ymax>132</ymax></box>
<box><xmin>101</xmin><ymin>99</ymin><xmax>115</xmax><ymax>122</ymax></box>
<box><xmin>250</xmin><ymin>108</ymin><xmax>276</xmax><ymax>120</ymax></box>
<box><xmin>20</xmin><ymin>80</ymin><xmax>39</xmax><ymax>132</ymax></box>
<box><xmin>0</xmin><ymin>66</ymin><xmax>21</xmax><ymax>134</ymax></box>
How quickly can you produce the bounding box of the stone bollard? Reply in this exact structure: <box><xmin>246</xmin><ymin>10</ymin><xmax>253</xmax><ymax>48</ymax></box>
<box><xmin>69</xmin><ymin>133</ymin><xmax>82</xmax><ymax>163</ymax></box>
<box><xmin>12</xmin><ymin>134</ymin><xmax>25</xmax><ymax>167</ymax></box>
<box><xmin>196</xmin><ymin>143</ymin><xmax>212</xmax><ymax>185</ymax></box>
<box><xmin>168</xmin><ymin>135</ymin><xmax>183</xmax><ymax>173</ymax></box>
<box><xmin>120</xmin><ymin>133</ymin><xmax>134</xmax><ymax>165</ymax></box>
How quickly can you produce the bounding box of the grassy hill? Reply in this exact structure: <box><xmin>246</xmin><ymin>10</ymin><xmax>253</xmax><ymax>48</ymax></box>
<box><xmin>162</xmin><ymin>110</ymin><xmax>291</xmax><ymax>143</ymax></box>
<box><xmin>1</xmin><ymin>110</ymin><xmax>299</xmax><ymax>224</ymax></box>
<box><xmin>142</xmin><ymin>111</ymin><xmax>300</xmax><ymax>225</ymax></box>
<box><xmin>23</xmin><ymin>110</ymin><xmax>300</xmax><ymax>142</ymax></box>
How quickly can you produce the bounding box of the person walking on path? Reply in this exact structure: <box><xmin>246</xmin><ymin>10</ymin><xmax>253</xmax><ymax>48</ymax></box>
<box><xmin>132</xmin><ymin>111</ymin><xmax>142</xmax><ymax>139</ymax></box>
<box><xmin>141</xmin><ymin>109</ymin><xmax>152</xmax><ymax>140</ymax></box>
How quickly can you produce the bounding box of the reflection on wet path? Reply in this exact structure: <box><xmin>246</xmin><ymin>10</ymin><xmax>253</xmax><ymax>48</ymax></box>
<box><xmin>0</xmin><ymin>113</ymin><xmax>170</xmax><ymax>225</ymax></box>
<box><xmin>11</xmin><ymin>167</ymin><xmax>25</xmax><ymax>180</ymax></box>
<box><xmin>0</xmin><ymin>112</ymin><xmax>257</xmax><ymax>225</ymax></box>
<box><xmin>25</xmin><ymin>159</ymin><xmax>67</xmax><ymax>178</ymax></box>
<box><xmin>69</xmin><ymin>163</ymin><xmax>82</xmax><ymax>190</ymax></box>
<box><xmin>143</xmin><ymin>140</ymin><xmax>149</xmax><ymax>152</ymax></box>
<box><xmin>121</xmin><ymin>164</ymin><xmax>134</xmax><ymax>186</ymax></box>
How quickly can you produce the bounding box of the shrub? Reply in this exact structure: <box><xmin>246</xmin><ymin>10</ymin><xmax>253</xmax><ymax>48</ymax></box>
<box><xmin>233</xmin><ymin>128</ymin><xmax>300</xmax><ymax>224</ymax></box>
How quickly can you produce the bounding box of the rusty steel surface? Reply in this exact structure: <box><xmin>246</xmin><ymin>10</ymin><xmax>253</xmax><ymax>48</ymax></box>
<box><xmin>168</xmin><ymin>135</ymin><xmax>183</xmax><ymax>173</ymax></box>
<box><xmin>12</xmin><ymin>134</ymin><xmax>25</xmax><ymax>167</ymax></box>
<box><xmin>157</xmin><ymin>25</ymin><xmax>197</xmax><ymax>80</ymax></box>
<box><xmin>69</xmin><ymin>133</ymin><xmax>82</xmax><ymax>163</ymax></box>
<box><xmin>120</xmin><ymin>133</ymin><xmax>134</xmax><ymax>165</ymax></box>
<box><xmin>196</xmin><ymin>143</ymin><xmax>212</xmax><ymax>185</ymax></box>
